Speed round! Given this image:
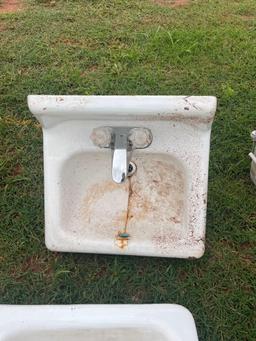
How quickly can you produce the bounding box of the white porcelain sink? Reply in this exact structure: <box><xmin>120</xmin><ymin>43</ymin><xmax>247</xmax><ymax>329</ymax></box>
<box><xmin>28</xmin><ymin>95</ymin><xmax>216</xmax><ymax>258</ymax></box>
<box><xmin>0</xmin><ymin>304</ymin><xmax>198</xmax><ymax>341</ymax></box>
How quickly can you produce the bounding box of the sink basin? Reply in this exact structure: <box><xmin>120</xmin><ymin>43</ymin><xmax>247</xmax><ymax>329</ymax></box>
<box><xmin>0</xmin><ymin>304</ymin><xmax>198</xmax><ymax>341</ymax></box>
<box><xmin>60</xmin><ymin>151</ymin><xmax>188</xmax><ymax>254</ymax></box>
<box><xmin>28</xmin><ymin>95</ymin><xmax>216</xmax><ymax>258</ymax></box>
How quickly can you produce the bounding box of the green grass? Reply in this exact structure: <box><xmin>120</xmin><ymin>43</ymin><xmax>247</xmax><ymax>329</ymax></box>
<box><xmin>0</xmin><ymin>0</ymin><xmax>256</xmax><ymax>339</ymax></box>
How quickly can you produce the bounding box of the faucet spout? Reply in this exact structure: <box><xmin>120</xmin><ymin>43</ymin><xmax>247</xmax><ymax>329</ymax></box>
<box><xmin>112</xmin><ymin>130</ymin><xmax>131</xmax><ymax>184</ymax></box>
<box><xmin>112</xmin><ymin>148</ymin><xmax>128</xmax><ymax>183</ymax></box>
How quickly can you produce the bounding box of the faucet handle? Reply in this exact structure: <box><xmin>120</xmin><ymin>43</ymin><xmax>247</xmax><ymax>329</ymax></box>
<box><xmin>128</xmin><ymin>127</ymin><xmax>153</xmax><ymax>149</ymax></box>
<box><xmin>90</xmin><ymin>127</ymin><xmax>113</xmax><ymax>148</ymax></box>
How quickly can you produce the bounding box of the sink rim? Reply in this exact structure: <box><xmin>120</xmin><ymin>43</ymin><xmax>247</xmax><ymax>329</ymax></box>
<box><xmin>27</xmin><ymin>95</ymin><xmax>217</xmax><ymax>129</ymax></box>
<box><xmin>0</xmin><ymin>304</ymin><xmax>198</xmax><ymax>341</ymax></box>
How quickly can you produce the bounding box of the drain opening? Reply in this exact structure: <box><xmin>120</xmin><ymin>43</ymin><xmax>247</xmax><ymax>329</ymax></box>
<box><xmin>128</xmin><ymin>161</ymin><xmax>136</xmax><ymax>177</ymax></box>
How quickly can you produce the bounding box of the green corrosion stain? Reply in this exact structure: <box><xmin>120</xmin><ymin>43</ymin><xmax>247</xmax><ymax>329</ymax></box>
<box><xmin>118</xmin><ymin>232</ymin><xmax>130</xmax><ymax>239</ymax></box>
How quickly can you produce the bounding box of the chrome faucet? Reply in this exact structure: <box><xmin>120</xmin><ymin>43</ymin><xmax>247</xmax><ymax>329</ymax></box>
<box><xmin>111</xmin><ymin>127</ymin><xmax>133</xmax><ymax>183</ymax></box>
<box><xmin>90</xmin><ymin>126</ymin><xmax>153</xmax><ymax>184</ymax></box>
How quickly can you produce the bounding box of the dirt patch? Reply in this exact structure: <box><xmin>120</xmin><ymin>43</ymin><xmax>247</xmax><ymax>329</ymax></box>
<box><xmin>11</xmin><ymin>164</ymin><xmax>23</xmax><ymax>176</ymax></box>
<box><xmin>0</xmin><ymin>0</ymin><xmax>23</xmax><ymax>13</ymax></box>
<box><xmin>152</xmin><ymin>0</ymin><xmax>190</xmax><ymax>8</ymax></box>
<box><xmin>58</xmin><ymin>38</ymin><xmax>81</xmax><ymax>47</ymax></box>
<box><xmin>239</xmin><ymin>241</ymin><xmax>255</xmax><ymax>250</ymax></box>
<box><xmin>131</xmin><ymin>290</ymin><xmax>145</xmax><ymax>303</ymax></box>
<box><xmin>239</xmin><ymin>15</ymin><xmax>256</xmax><ymax>21</ymax></box>
<box><xmin>0</xmin><ymin>22</ymin><xmax>7</xmax><ymax>31</ymax></box>
<box><xmin>80</xmin><ymin>65</ymin><xmax>98</xmax><ymax>77</ymax></box>
<box><xmin>11</xmin><ymin>254</ymin><xmax>59</xmax><ymax>281</ymax></box>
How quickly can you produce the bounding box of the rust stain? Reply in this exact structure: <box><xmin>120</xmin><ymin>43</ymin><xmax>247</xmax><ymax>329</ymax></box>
<box><xmin>133</xmin><ymin>113</ymin><xmax>214</xmax><ymax>126</ymax></box>
<box><xmin>152</xmin><ymin>233</ymin><xmax>182</xmax><ymax>249</ymax></box>
<box><xmin>115</xmin><ymin>176</ymin><xmax>132</xmax><ymax>249</ymax></box>
<box><xmin>170</xmin><ymin>216</ymin><xmax>181</xmax><ymax>224</ymax></box>
<box><xmin>78</xmin><ymin>180</ymin><xmax>129</xmax><ymax>246</ymax></box>
<box><xmin>78</xmin><ymin>154</ymin><xmax>187</xmax><ymax>251</ymax></box>
<box><xmin>165</xmin><ymin>114</ymin><xmax>212</xmax><ymax>125</ymax></box>
<box><xmin>116</xmin><ymin>233</ymin><xmax>129</xmax><ymax>249</ymax></box>
<box><xmin>125</xmin><ymin>156</ymin><xmax>186</xmax><ymax>250</ymax></box>
<box><xmin>152</xmin><ymin>232</ymin><xmax>204</xmax><ymax>250</ymax></box>
<box><xmin>125</xmin><ymin>177</ymin><xmax>132</xmax><ymax>227</ymax></box>
<box><xmin>82</xmin><ymin>181</ymin><xmax>128</xmax><ymax>225</ymax></box>
<box><xmin>124</xmin><ymin>181</ymin><xmax>152</xmax><ymax>221</ymax></box>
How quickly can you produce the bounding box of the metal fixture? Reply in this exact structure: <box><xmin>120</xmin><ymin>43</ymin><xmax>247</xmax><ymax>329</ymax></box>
<box><xmin>91</xmin><ymin>127</ymin><xmax>152</xmax><ymax>184</ymax></box>
<box><xmin>127</xmin><ymin>161</ymin><xmax>137</xmax><ymax>177</ymax></box>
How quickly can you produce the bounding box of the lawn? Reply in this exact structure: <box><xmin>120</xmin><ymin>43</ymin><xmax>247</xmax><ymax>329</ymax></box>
<box><xmin>0</xmin><ymin>0</ymin><xmax>255</xmax><ymax>339</ymax></box>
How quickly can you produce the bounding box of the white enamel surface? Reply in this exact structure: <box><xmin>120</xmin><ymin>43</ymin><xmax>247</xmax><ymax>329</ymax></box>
<box><xmin>28</xmin><ymin>95</ymin><xmax>216</xmax><ymax>258</ymax></box>
<box><xmin>0</xmin><ymin>304</ymin><xmax>198</xmax><ymax>341</ymax></box>
<box><xmin>28</xmin><ymin>95</ymin><xmax>216</xmax><ymax>127</ymax></box>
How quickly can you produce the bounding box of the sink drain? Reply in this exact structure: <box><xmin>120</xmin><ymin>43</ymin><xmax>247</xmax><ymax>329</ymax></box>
<box><xmin>128</xmin><ymin>161</ymin><xmax>136</xmax><ymax>177</ymax></box>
